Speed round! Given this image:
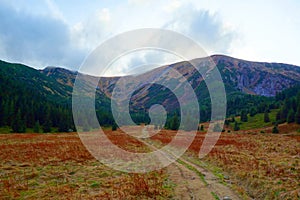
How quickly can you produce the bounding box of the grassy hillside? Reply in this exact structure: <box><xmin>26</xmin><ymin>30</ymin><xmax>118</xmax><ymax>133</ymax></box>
<box><xmin>234</xmin><ymin>109</ymin><xmax>279</xmax><ymax>130</ymax></box>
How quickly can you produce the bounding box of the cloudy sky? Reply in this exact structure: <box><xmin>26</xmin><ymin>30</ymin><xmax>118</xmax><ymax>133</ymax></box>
<box><xmin>1</xmin><ymin>0</ymin><xmax>300</xmax><ymax>75</ymax></box>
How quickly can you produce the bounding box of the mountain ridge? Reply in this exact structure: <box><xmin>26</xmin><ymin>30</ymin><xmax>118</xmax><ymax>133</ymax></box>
<box><xmin>1</xmin><ymin>54</ymin><xmax>300</xmax><ymax>99</ymax></box>
<box><xmin>1</xmin><ymin>55</ymin><xmax>300</xmax><ymax>132</ymax></box>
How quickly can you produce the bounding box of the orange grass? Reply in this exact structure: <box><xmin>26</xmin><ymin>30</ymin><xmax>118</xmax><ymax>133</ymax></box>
<box><xmin>0</xmin><ymin>132</ymin><xmax>173</xmax><ymax>199</ymax></box>
<box><xmin>152</xmin><ymin>130</ymin><xmax>300</xmax><ymax>199</ymax></box>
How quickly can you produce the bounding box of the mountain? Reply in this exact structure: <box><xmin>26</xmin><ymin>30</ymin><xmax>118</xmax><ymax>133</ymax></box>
<box><xmin>210</xmin><ymin>55</ymin><xmax>300</xmax><ymax>96</ymax></box>
<box><xmin>41</xmin><ymin>55</ymin><xmax>300</xmax><ymax>99</ymax></box>
<box><xmin>0</xmin><ymin>60</ymin><xmax>75</xmax><ymax>132</ymax></box>
<box><xmin>1</xmin><ymin>55</ymin><xmax>300</xmax><ymax>132</ymax></box>
<box><xmin>41</xmin><ymin>54</ymin><xmax>300</xmax><ymax>121</ymax></box>
<box><xmin>0</xmin><ymin>60</ymin><xmax>73</xmax><ymax>102</ymax></box>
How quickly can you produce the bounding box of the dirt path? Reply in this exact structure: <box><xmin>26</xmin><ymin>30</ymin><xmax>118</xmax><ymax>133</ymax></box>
<box><xmin>139</xmin><ymin>138</ymin><xmax>243</xmax><ymax>200</ymax></box>
<box><xmin>175</xmin><ymin>157</ymin><xmax>242</xmax><ymax>200</ymax></box>
<box><xmin>167</xmin><ymin>162</ymin><xmax>215</xmax><ymax>200</ymax></box>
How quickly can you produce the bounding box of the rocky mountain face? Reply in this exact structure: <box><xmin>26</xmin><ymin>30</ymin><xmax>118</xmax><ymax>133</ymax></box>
<box><xmin>210</xmin><ymin>55</ymin><xmax>300</xmax><ymax>96</ymax></box>
<box><xmin>39</xmin><ymin>55</ymin><xmax>300</xmax><ymax>114</ymax></box>
<box><xmin>37</xmin><ymin>55</ymin><xmax>300</xmax><ymax>111</ymax></box>
<box><xmin>1</xmin><ymin>55</ymin><xmax>299</xmax><ymax>126</ymax></box>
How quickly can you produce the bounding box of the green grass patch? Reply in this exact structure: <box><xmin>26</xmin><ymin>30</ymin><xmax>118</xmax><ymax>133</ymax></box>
<box><xmin>234</xmin><ymin>109</ymin><xmax>279</xmax><ymax>130</ymax></box>
<box><xmin>183</xmin><ymin>155</ymin><xmax>229</xmax><ymax>186</ymax></box>
<box><xmin>0</xmin><ymin>126</ymin><xmax>12</xmax><ymax>133</ymax></box>
<box><xmin>90</xmin><ymin>181</ymin><xmax>101</xmax><ymax>188</ymax></box>
<box><xmin>177</xmin><ymin>159</ymin><xmax>207</xmax><ymax>185</ymax></box>
<box><xmin>211</xmin><ymin>191</ymin><xmax>220</xmax><ymax>200</ymax></box>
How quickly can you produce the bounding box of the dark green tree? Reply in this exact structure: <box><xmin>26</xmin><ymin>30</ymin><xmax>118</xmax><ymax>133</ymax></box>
<box><xmin>272</xmin><ymin>125</ymin><xmax>279</xmax><ymax>133</ymax></box>
<box><xmin>240</xmin><ymin>110</ymin><xmax>248</xmax><ymax>122</ymax></box>
<box><xmin>264</xmin><ymin>110</ymin><xmax>270</xmax><ymax>123</ymax></box>
<box><xmin>276</xmin><ymin>110</ymin><xmax>281</xmax><ymax>122</ymax></box>
<box><xmin>234</xmin><ymin>121</ymin><xmax>240</xmax><ymax>131</ymax></box>
<box><xmin>11</xmin><ymin>109</ymin><xmax>26</xmax><ymax>133</ymax></box>
<box><xmin>33</xmin><ymin>121</ymin><xmax>40</xmax><ymax>133</ymax></box>
<box><xmin>280</xmin><ymin>104</ymin><xmax>289</xmax><ymax>122</ymax></box>
<box><xmin>231</xmin><ymin>116</ymin><xmax>235</xmax><ymax>122</ymax></box>
<box><xmin>224</xmin><ymin>119</ymin><xmax>230</xmax><ymax>126</ymax></box>
<box><xmin>112</xmin><ymin>123</ymin><xmax>118</xmax><ymax>131</ymax></box>
<box><xmin>170</xmin><ymin>114</ymin><xmax>179</xmax><ymax>130</ymax></box>
<box><xmin>249</xmin><ymin>107</ymin><xmax>257</xmax><ymax>117</ymax></box>
<box><xmin>58</xmin><ymin>119</ymin><xmax>69</xmax><ymax>132</ymax></box>
<box><xmin>296</xmin><ymin>103</ymin><xmax>300</xmax><ymax>124</ymax></box>
<box><xmin>200</xmin><ymin>125</ymin><xmax>204</xmax><ymax>131</ymax></box>
<box><xmin>213</xmin><ymin>123</ymin><xmax>222</xmax><ymax>132</ymax></box>
<box><xmin>182</xmin><ymin>114</ymin><xmax>197</xmax><ymax>131</ymax></box>
<box><xmin>287</xmin><ymin>109</ymin><xmax>295</xmax><ymax>123</ymax></box>
<box><xmin>43</xmin><ymin>118</ymin><xmax>52</xmax><ymax>133</ymax></box>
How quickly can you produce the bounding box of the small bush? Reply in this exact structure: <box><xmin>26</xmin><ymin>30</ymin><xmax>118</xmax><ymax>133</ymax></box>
<box><xmin>272</xmin><ymin>125</ymin><xmax>279</xmax><ymax>134</ymax></box>
<box><xmin>112</xmin><ymin>123</ymin><xmax>118</xmax><ymax>131</ymax></box>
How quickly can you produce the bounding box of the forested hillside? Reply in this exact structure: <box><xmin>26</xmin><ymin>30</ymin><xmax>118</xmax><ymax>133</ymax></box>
<box><xmin>0</xmin><ymin>60</ymin><xmax>74</xmax><ymax>133</ymax></box>
<box><xmin>0</xmin><ymin>56</ymin><xmax>300</xmax><ymax>133</ymax></box>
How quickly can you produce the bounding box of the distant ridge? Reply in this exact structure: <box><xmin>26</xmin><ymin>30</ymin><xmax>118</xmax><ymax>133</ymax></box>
<box><xmin>1</xmin><ymin>55</ymin><xmax>300</xmax><ymax>132</ymax></box>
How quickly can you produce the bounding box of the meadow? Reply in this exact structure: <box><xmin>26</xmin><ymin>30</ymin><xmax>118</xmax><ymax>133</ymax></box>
<box><xmin>152</xmin><ymin>123</ymin><xmax>300</xmax><ymax>199</ymax></box>
<box><xmin>0</xmin><ymin>132</ymin><xmax>173</xmax><ymax>199</ymax></box>
<box><xmin>0</xmin><ymin>124</ymin><xmax>299</xmax><ymax>199</ymax></box>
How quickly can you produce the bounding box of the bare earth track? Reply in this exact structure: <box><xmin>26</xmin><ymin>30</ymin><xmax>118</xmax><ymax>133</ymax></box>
<box><xmin>140</xmin><ymin>136</ymin><xmax>243</xmax><ymax>200</ymax></box>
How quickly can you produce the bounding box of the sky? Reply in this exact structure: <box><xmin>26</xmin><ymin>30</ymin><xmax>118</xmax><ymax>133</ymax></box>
<box><xmin>1</xmin><ymin>0</ymin><xmax>300</xmax><ymax>76</ymax></box>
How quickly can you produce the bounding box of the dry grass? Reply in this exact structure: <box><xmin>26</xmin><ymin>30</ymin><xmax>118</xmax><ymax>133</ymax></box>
<box><xmin>151</xmin><ymin>128</ymin><xmax>300</xmax><ymax>199</ymax></box>
<box><xmin>2</xmin><ymin>126</ymin><xmax>299</xmax><ymax>199</ymax></box>
<box><xmin>0</xmin><ymin>133</ymin><xmax>173</xmax><ymax>199</ymax></box>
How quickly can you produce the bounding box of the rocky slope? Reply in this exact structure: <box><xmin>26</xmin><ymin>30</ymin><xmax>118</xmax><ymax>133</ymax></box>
<box><xmin>210</xmin><ymin>55</ymin><xmax>300</xmax><ymax>96</ymax></box>
<box><xmin>40</xmin><ymin>55</ymin><xmax>300</xmax><ymax>98</ymax></box>
<box><xmin>38</xmin><ymin>55</ymin><xmax>300</xmax><ymax>114</ymax></box>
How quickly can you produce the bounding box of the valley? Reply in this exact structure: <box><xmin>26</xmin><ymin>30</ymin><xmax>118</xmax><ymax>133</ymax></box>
<box><xmin>0</xmin><ymin>55</ymin><xmax>300</xmax><ymax>199</ymax></box>
<box><xmin>0</xmin><ymin>124</ymin><xmax>299</xmax><ymax>199</ymax></box>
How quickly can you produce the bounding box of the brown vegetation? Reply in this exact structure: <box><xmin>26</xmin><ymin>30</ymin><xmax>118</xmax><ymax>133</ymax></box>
<box><xmin>151</xmin><ymin>128</ymin><xmax>300</xmax><ymax>199</ymax></box>
<box><xmin>0</xmin><ymin>133</ymin><xmax>172</xmax><ymax>199</ymax></box>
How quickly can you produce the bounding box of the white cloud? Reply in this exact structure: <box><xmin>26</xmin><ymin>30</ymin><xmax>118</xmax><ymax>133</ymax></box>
<box><xmin>0</xmin><ymin>1</ymin><xmax>85</xmax><ymax>69</ymax></box>
<box><xmin>1</xmin><ymin>0</ymin><xmax>300</xmax><ymax>72</ymax></box>
<box><xmin>44</xmin><ymin>0</ymin><xmax>66</xmax><ymax>22</ymax></box>
<box><xmin>96</xmin><ymin>8</ymin><xmax>111</xmax><ymax>22</ymax></box>
<box><xmin>103</xmin><ymin>50</ymin><xmax>183</xmax><ymax>76</ymax></box>
<box><xmin>163</xmin><ymin>0</ymin><xmax>181</xmax><ymax>13</ymax></box>
<box><xmin>128</xmin><ymin>0</ymin><xmax>153</xmax><ymax>5</ymax></box>
<box><xmin>164</xmin><ymin>5</ymin><xmax>236</xmax><ymax>55</ymax></box>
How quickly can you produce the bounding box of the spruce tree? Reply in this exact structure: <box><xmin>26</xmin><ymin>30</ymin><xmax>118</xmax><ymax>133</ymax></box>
<box><xmin>200</xmin><ymin>125</ymin><xmax>204</xmax><ymax>131</ymax></box>
<box><xmin>170</xmin><ymin>114</ymin><xmax>179</xmax><ymax>130</ymax></box>
<box><xmin>280</xmin><ymin>105</ymin><xmax>289</xmax><ymax>122</ymax></box>
<box><xmin>213</xmin><ymin>123</ymin><xmax>222</xmax><ymax>132</ymax></box>
<box><xmin>240</xmin><ymin>110</ymin><xmax>248</xmax><ymax>122</ymax></box>
<box><xmin>249</xmin><ymin>107</ymin><xmax>257</xmax><ymax>117</ymax></box>
<box><xmin>287</xmin><ymin>109</ymin><xmax>295</xmax><ymax>123</ymax></box>
<box><xmin>33</xmin><ymin>121</ymin><xmax>40</xmax><ymax>133</ymax></box>
<box><xmin>296</xmin><ymin>103</ymin><xmax>300</xmax><ymax>124</ymax></box>
<box><xmin>58</xmin><ymin>119</ymin><xmax>69</xmax><ymax>132</ymax></box>
<box><xmin>276</xmin><ymin>110</ymin><xmax>281</xmax><ymax>122</ymax></box>
<box><xmin>231</xmin><ymin>116</ymin><xmax>235</xmax><ymax>122</ymax></box>
<box><xmin>11</xmin><ymin>109</ymin><xmax>26</xmax><ymax>133</ymax></box>
<box><xmin>272</xmin><ymin>125</ymin><xmax>279</xmax><ymax>133</ymax></box>
<box><xmin>234</xmin><ymin>121</ymin><xmax>240</xmax><ymax>131</ymax></box>
<box><xmin>0</xmin><ymin>99</ymin><xmax>3</xmax><ymax>126</ymax></box>
<box><xmin>112</xmin><ymin>123</ymin><xmax>118</xmax><ymax>131</ymax></box>
<box><xmin>43</xmin><ymin>118</ymin><xmax>52</xmax><ymax>133</ymax></box>
<box><xmin>264</xmin><ymin>110</ymin><xmax>270</xmax><ymax>123</ymax></box>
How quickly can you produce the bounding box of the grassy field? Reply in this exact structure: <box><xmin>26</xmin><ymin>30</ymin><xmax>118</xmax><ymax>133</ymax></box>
<box><xmin>151</xmin><ymin>126</ymin><xmax>300</xmax><ymax>199</ymax></box>
<box><xmin>1</xmin><ymin>124</ymin><xmax>300</xmax><ymax>199</ymax></box>
<box><xmin>231</xmin><ymin>109</ymin><xmax>278</xmax><ymax>130</ymax></box>
<box><xmin>0</xmin><ymin>132</ymin><xmax>173</xmax><ymax>199</ymax></box>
